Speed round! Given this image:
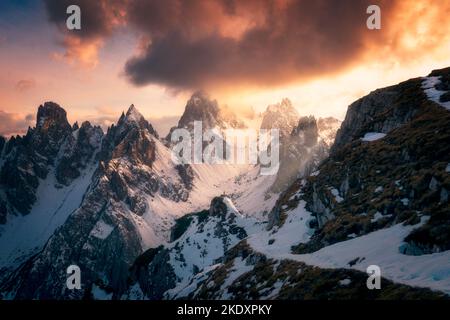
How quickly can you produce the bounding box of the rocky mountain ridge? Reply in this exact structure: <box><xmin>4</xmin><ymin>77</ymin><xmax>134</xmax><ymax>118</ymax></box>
<box><xmin>0</xmin><ymin>91</ymin><xmax>337</xmax><ymax>299</ymax></box>
<box><xmin>2</xmin><ymin>68</ymin><xmax>448</xmax><ymax>299</ymax></box>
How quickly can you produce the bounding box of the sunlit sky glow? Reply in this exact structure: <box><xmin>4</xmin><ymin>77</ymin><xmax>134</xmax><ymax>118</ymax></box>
<box><xmin>1</xmin><ymin>0</ymin><xmax>450</xmax><ymax>136</ymax></box>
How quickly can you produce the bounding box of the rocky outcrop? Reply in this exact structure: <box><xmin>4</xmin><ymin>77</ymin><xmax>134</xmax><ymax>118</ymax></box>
<box><xmin>332</xmin><ymin>80</ymin><xmax>421</xmax><ymax>153</ymax></box>
<box><xmin>0</xmin><ymin>102</ymin><xmax>74</xmax><ymax>216</ymax></box>
<box><xmin>0</xmin><ymin>104</ymin><xmax>194</xmax><ymax>299</ymax></box>
<box><xmin>292</xmin><ymin>69</ymin><xmax>450</xmax><ymax>255</ymax></box>
<box><xmin>175</xmin><ymin>164</ymin><xmax>194</xmax><ymax>190</ymax></box>
<box><xmin>125</xmin><ymin>246</ymin><xmax>176</xmax><ymax>300</ymax></box>
<box><xmin>101</xmin><ymin>105</ymin><xmax>158</xmax><ymax>166</ymax></box>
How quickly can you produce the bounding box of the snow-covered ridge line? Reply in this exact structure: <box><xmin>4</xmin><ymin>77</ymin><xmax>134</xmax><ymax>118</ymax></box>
<box><xmin>248</xmin><ymin>203</ymin><xmax>450</xmax><ymax>295</ymax></box>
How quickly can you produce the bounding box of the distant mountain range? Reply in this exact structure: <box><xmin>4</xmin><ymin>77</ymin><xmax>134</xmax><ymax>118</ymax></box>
<box><xmin>0</xmin><ymin>67</ymin><xmax>449</xmax><ymax>299</ymax></box>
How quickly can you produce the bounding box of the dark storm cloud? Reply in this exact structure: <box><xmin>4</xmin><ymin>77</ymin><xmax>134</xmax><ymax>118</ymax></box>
<box><xmin>123</xmin><ymin>0</ymin><xmax>395</xmax><ymax>89</ymax></box>
<box><xmin>43</xmin><ymin>0</ymin><xmax>398</xmax><ymax>89</ymax></box>
<box><xmin>125</xmin><ymin>32</ymin><xmax>237</xmax><ymax>88</ymax></box>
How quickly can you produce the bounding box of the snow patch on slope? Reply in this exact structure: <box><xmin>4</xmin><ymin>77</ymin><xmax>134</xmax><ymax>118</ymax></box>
<box><xmin>249</xmin><ymin>203</ymin><xmax>450</xmax><ymax>294</ymax></box>
<box><xmin>219</xmin><ymin>257</ymin><xmax>254</xmax><ymax>299</ymax></box>
<box><xmin>165</xmin><ymin>197</ymin><xmax>261</xmax><ymax>299</ymax></box>
<box><xmin>330</xmin><ymin>187</ymin><xmax>344</xmax><ymax>203</ymax></box>
<box><xmin>121</xmin><ymin>132</ymin><xmax>277</xmax><ymax>250</ymax></box>
<box><xmin>248</xmin><ymin>200</ymin><xmax>314</xmax><ymax>256</ymax></box>
<box><xmin>295</xmin><ymin>219</ymin><xmax>450</xmax><ymax>294</ymax></box>
<box><xmin>422</xmin><ymin>76</ymin><xmax>450</xmax><ymax>110</ymax></box>
<box><xmin>361</xmin><ymin>132</ymin><xmax>386</xmax><ymax>142</ymax></box>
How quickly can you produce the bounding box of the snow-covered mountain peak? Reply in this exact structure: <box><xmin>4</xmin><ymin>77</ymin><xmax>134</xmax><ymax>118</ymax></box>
<box><xmin>2</xmin><ymin>68</ymin><xmax>450</xmax><ymax>300</ymax></box>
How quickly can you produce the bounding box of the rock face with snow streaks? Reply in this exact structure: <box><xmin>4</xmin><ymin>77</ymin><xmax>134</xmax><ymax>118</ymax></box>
<box><xmin>2</xmin><ymin>68</ymin><xmax>449</xmax><ymax>300</ymax></box>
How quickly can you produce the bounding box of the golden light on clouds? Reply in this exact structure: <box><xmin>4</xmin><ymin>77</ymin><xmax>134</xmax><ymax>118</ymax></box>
<box><xmin>51</xmin><ymin>36</ymin><xmax>104</xmax><ymax>68</ymax></box>
<box><xmin>1</xmin><ymin>0</ymin><xmax>450</xmax><ymax>137</ymax></box>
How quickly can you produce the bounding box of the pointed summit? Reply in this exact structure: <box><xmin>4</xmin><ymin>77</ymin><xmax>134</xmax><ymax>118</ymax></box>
<box><xmin>261</xmin><ymin>98</ymin><xmax>299</xmax><ymax>138</ymax></box>
<box><xmin>125</xmin><ymin>104</ymin><xmax>145</xmax><ymax>123</ymax></box>
<box><xmin>172</xmin><ymin>91</ymin><xmax>245</xmax><ymax>134</ymax></box>
<box><xmin>189</xmin><ymin>90</ymin><xmax>213</xmax><ymax>106</ymax></box>
<box><xmin>36</xmin><ymin>102</ymin><xmax>71</xmax><ymax>131</ymax></box>
<box><xmin>30</xmin><ymin>102</ymin><xmax>72</xmax><ymax>160</ymax></box>
<box><xmin>113</xmin><ymin>104</ymin><xmax>157</xmax><ymax>138</ymax></box>
<box><xmin>179</xmin><ymin>91</ymin><xmax>220</xmax><ymax>128</ymax></box>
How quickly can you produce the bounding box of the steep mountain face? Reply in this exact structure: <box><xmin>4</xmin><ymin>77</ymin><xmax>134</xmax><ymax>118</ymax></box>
<box><xmin>163</xmin><ymin>91</ymin><xmax>249</xmax><ymax>194</ymax></box>
<box><xmin>0</xmin><ymin>105</ymin><xmax>198</xmax><ymax>299</ymax></box>
<box><xmin>0</xmin><ymin>102</ymin><xmax>103</xmax><ymax>226</ymax></box>
<box><xmin>56</xmin><ymin>121</ymin><xmax>103</xmax><ymax>186</ymax></box>
<box><xmin>1</xmin><ymin>68</ymin><xmax>449</xmax><ymax>300</ymax></box>
<box><xmin>258</xmin><ymin>67</ymin><xmax>450</xmax><ymax>295</ymax></box>
<box><xmin>101</xmin><ymin>105</ymin><xmax>159</xmax><ymax>161</ymax></box>
<box><xmin>0</xmin><ymin>102</ymin><xmax>104</xmax><ymax>290</ymax></box>
<box><xmin>291</xmin><ymin>70</ymin><xmax>450</xmax><ymax>255</ymax></box>
<box><xmin>0</xmin><ymin>102</ymin><xmax>73</xmax><ymax>216</ymax></box>
<box><xmin>0</xmin><ymin>103</ymin><xmax>103</xmax><ymax>221</ymax></box>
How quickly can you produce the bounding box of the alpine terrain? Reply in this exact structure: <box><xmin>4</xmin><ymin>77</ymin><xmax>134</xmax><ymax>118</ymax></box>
<box><xmin>1</xmin><ymin>67</ymin><xmax>449</xmax><ymax>300</ymax></box>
